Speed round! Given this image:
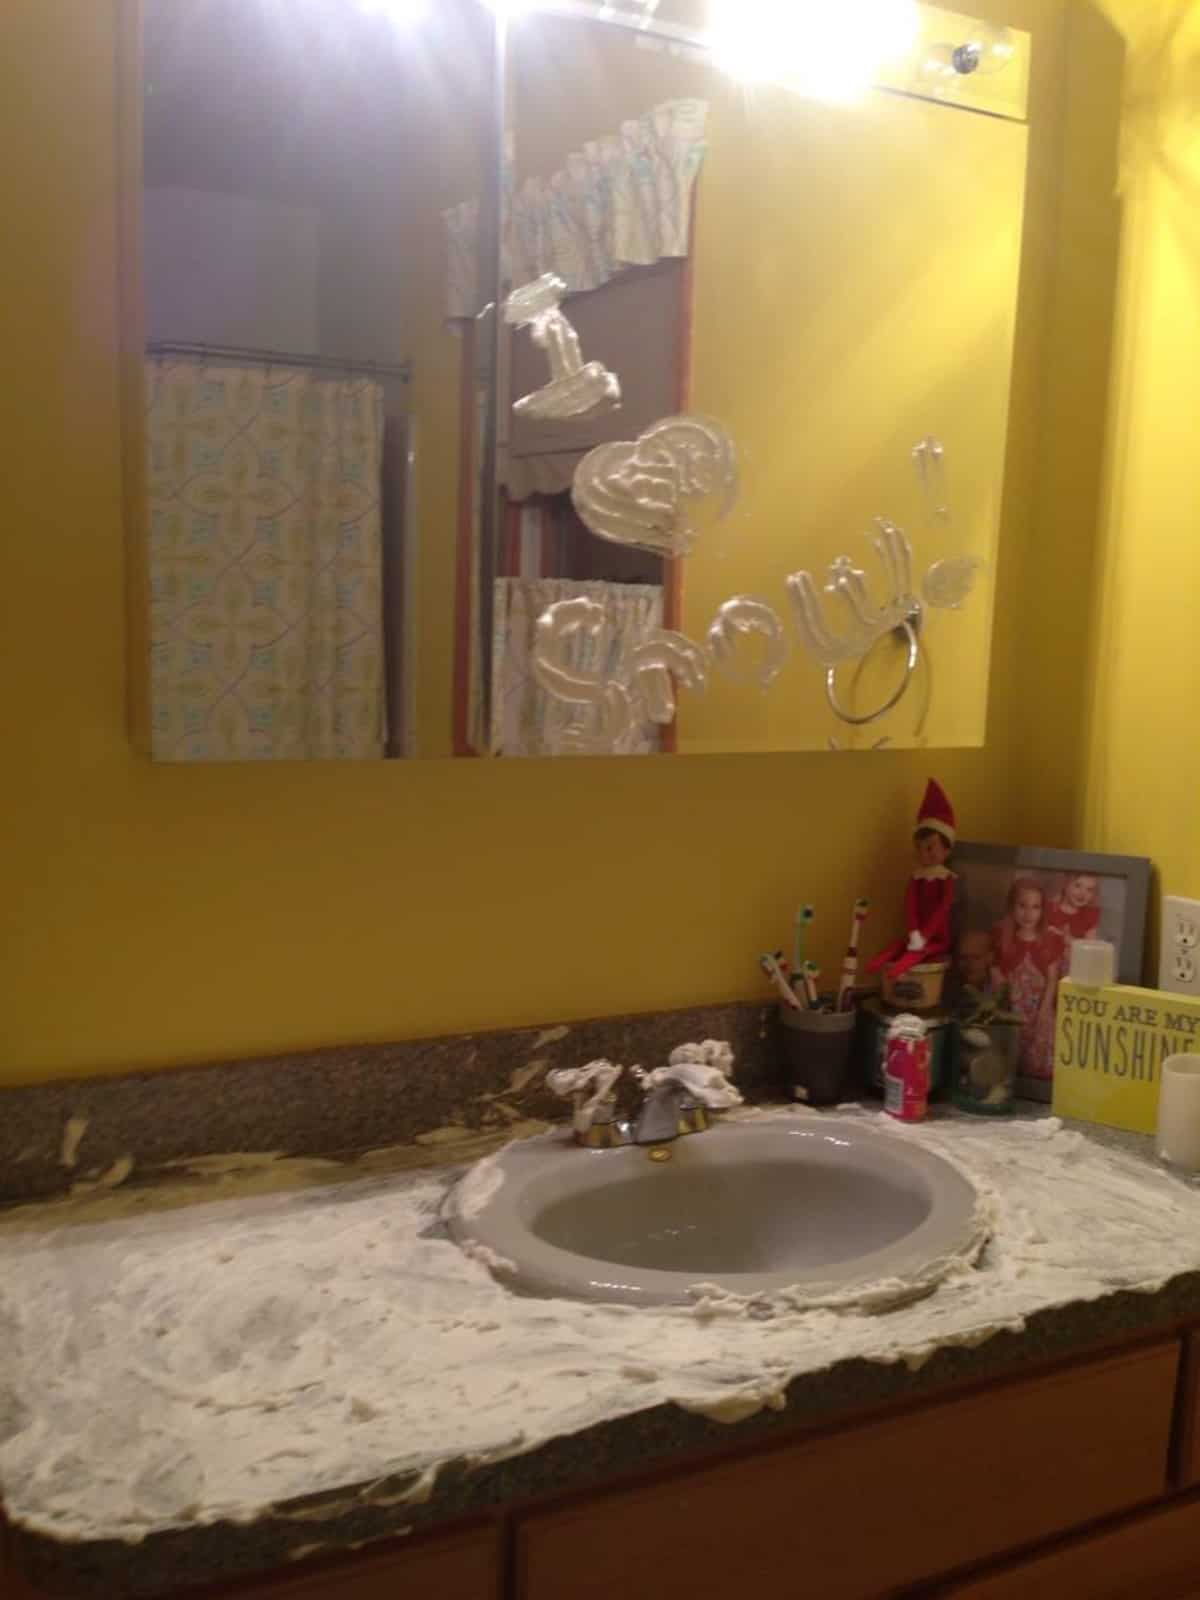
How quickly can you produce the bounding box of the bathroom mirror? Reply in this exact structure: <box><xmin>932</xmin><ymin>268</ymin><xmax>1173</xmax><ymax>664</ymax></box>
<box><xmin>127</xmin><ymin>0</ymin><xmax>1029</xmax><ymax>760</ymax></box>
<box><xmin>132</xmin><ymin>0</ymin><xmax>493</xmax><ymax>760</ymax></box>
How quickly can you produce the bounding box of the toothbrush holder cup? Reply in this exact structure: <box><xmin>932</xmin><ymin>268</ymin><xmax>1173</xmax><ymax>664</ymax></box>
<box><xmin>776</xmin><ymin>1004</ymin><xmax>857</xmax><ymax>1107</ymax></box>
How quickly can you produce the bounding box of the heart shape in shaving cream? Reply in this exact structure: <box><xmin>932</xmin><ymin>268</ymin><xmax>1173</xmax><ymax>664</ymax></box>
<box><xmin>571</xmin><ymin>414</ymin><xmax>738</xmax><ymax>559</ymax></box>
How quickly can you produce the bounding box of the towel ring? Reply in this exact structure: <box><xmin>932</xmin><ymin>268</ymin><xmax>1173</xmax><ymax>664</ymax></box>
<box><xmin>825</xmin><ymin>615</ymin><xmax>921</xmax><ymax>728</ymax></box>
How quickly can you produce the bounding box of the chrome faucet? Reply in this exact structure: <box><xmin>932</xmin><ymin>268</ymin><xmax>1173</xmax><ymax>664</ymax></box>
<box><xmin>632</xmin><ymin>1078</ymin><xmax>689</xmax><ymax>1145</ymax></box>
<box><xmin>548</xmin><ymin>1043</ymin><xmax>743</xmax><ymax>1149</ymax></box>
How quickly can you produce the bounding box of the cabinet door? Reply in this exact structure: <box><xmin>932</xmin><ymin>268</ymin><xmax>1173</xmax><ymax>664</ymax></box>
<box><xmin>516</xmin><ymin>1343</ymin><xmax>1179</xmax><ymax>1600</ymax></box>
<box><xmin>1178</xmin><ymin>1330</ymin><xmax>1200</xmax><ymax>1489</ymax></box>
<box><xmin>942</xmin><ymin>1492</ymin><xmax>1200</xmax><ymax>1599</ymax></box>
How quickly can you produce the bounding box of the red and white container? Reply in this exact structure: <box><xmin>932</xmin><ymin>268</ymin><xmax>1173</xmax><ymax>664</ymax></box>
<box><xmin>883</xmin><ymin>1013</ymin><xmax>931</xmax><ymax>1122</ymax></box>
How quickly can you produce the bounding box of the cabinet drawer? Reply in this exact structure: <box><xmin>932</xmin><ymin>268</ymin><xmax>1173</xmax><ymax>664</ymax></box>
<box><xmin>516</xmin><ymin>1343</ymin><xmax>1179</xmax><ymax>1600</ymax></box>
<box><xmin>943</xmin><ymin>1492</ymin><xmax>1200</xmax><ymax>1599</ymax></box>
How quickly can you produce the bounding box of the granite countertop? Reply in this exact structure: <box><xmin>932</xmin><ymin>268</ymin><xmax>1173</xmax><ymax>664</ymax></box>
<box><xmin>4</xmin><ymin>1099</ymin><xmax>1200</xmax><ymax>1599</ymax></box>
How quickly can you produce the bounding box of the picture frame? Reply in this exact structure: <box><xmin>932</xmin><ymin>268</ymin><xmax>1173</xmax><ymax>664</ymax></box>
<box><xmin>951</xmin><ymin>843</ymin><xmax>1152</xmax><ymax>1102</ymax></box>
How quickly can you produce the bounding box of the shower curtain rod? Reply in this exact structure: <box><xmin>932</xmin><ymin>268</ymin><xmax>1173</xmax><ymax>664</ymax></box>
<box><xmin>146</xmin><ymin>341</ymin><xmax>412</xmax><ymax>382</ymax></box>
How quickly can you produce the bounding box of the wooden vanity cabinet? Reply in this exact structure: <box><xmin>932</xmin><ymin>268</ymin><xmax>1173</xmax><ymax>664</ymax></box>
<box><xmin>514</xmin><ymin>1342</ymin><xmax>1180</xmax><ymax>1600</ymax></box>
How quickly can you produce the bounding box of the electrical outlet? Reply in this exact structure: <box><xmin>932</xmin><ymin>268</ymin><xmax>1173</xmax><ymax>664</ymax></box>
<box><xmin>1160</xmin><ymin>896</ymin><xmax>1200</xmax><ymax>996</ymax></box>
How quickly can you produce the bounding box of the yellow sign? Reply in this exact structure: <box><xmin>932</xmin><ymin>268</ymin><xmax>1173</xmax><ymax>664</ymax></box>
<box><xmin>1052</xmin><ymin>980</ymin><xmax>1200</xmax><ymax>1134</ymax></box>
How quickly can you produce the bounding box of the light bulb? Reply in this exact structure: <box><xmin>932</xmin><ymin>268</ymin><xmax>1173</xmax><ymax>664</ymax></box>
<box><xmin>707</xmin><ymin>0</ymin><xmax>920</xmax><ymax>102</ymax></box>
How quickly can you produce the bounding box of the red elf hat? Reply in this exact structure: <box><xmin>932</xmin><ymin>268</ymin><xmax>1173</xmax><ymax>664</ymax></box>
<box><xmin>916</xmin><ymin>779</ymin><xmax>956</xmax><ymax>846</ymax></box>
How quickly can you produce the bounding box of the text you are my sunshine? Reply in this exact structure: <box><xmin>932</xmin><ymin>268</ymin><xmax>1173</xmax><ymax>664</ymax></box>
<box><xmin>1057</xmin><ymin>992</ymin><xmax>1200</xmax><ymax>1082</ymax></box>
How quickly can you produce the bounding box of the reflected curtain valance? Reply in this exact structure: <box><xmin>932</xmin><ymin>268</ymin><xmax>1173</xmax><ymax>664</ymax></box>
<box><xmin>444</xmin><ymin>98</ymin><xmax>708</xmax><ymax>319</ymax></box>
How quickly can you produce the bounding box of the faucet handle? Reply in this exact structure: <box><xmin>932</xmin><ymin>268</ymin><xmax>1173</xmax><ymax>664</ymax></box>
<box><xmin>547</xmin><ymin>1060</ymin><xmax>625</xmax><ymax>1138</ymax></box>
<box><xmin>639</xmin><ymin>1058</ymin><xmax>743</xmax><ymax>1111</ymax></box>
<box><xmin>668</xmin><ymin>1038</ymin><xmax>736</xmax><ymax>1077</ymax></box>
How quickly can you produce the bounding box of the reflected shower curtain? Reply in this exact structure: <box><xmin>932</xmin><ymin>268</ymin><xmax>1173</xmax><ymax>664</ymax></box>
<box><xmin>145</xmin><ymin>358</ymin><xmax>386</xmax><ymax>760</ymax></box>
<box><xmin>490</xmin><ymin>579</ymin><xmax>663</xmax><ymax>756</ymax></box>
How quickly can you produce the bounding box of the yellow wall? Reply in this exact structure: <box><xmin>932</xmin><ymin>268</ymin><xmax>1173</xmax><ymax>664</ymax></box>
<box><xmin>1</xmin><ymin>0</ymin><xmax>1095</xmax><ymax>1085</ymax></box>
<box><xmin>1079</xmin><ymin>3</ymin><xmax>1200</xmax><ymax>913</ymax></box>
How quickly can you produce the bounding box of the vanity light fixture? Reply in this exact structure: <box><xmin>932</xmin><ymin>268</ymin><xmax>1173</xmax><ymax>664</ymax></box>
<box><xmin>706</xmin><ymin>0</ymin><xmax>920</xmax><ymax>102</ymax></box>
<box><xmin>596</xmin><ymin>0</ymin><xmax>661</xmax><ymax>22</ymax></box>
<box><xmin>950</xmin><ymin>19</ymin><xmax>1015</xmax><ymax>75</ymax></box>
<box><xmin>920</xmin><ymin>20</ymin><xmax>1016</xmax><ymax>90</ymax></box>
<box><xmin>354</xmin><ymin>0</ymin><xmax>429</xmax><ymax>22</ymax></box>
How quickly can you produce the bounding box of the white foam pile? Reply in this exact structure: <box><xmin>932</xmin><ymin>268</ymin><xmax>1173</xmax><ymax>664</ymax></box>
<box><xmin>2</xmin><ymin>1109</ymin><xmax>1199</xmax><ymax>1545</ymax></box>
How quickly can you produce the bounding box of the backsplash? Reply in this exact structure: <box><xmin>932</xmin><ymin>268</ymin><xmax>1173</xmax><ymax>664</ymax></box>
<box><xmin>0</xmin><ymin>1002</ymin><xmax>778</xmax><ymax>1202</ymax></box>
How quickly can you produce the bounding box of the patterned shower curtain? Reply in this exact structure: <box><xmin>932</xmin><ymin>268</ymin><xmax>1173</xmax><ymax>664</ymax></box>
<box><xmin>145</xmin><ymin>357</ymin><xmax>386</xmax><ymax>760</ymax></box>
<box><xmin>490</xmin><ymin>579</ymin><xmax>663</xmax><ymax>757</ymax></box>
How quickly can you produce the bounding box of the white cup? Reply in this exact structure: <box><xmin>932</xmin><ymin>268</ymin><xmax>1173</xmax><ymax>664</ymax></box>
<box><xmin>1156</xmin><ymin>1054</ymin><xmax>1200</xmax><ymax>1177</ymax></box>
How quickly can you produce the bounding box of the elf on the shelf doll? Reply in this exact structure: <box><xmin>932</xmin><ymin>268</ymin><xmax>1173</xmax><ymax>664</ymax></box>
<box><xmin>868</xmin><ymin>780</ymin><xmax>959</xmax><ymax>980</ymax></box>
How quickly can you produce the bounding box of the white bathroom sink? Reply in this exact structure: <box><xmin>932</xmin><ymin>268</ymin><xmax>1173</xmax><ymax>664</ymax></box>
<box><xmin>445</xmin><ymin>1117</ymin><xmax>985</xmax><ymax>1308</ymax></box>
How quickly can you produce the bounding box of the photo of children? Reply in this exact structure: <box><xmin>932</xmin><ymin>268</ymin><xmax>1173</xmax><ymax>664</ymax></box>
<box><xmin>1046</xmin><ymin>873</ymin><xmax>1102</xmax><ymax>945</ymax></box>
<box><xmin>989</xmin><ymin>877</ymin><xmax>1064</xmax><ymax>1082</ymax></box>
<box><xmin>951</xmin><ymin>852</ymin><xmax>1139</xmax><ymax>1101</ymax></box>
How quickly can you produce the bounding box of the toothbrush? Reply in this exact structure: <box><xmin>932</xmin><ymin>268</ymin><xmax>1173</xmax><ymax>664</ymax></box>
<box><xmin>792</xmin><ymin>904</ymin><xmax>815</xmax><ymax>979</ymax></box>
<box><xmin>803</xmin><ymin>961</ymin><xmax>822</xmax><ymax>1010</ymax></box>
<box><xmin>761</xmin><ymin>952</ymin><xmax>805</xmax><ymax>1010</ymax></box>
<box><xmin>762</xmin><ymin>951</ymin><xmax>805</xmax><ymax>1010</ymax></box>
<box><xmin>837</xmin><ymin>898</ymin><xmax>870</xmax><ymax>1011</ymax></box>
